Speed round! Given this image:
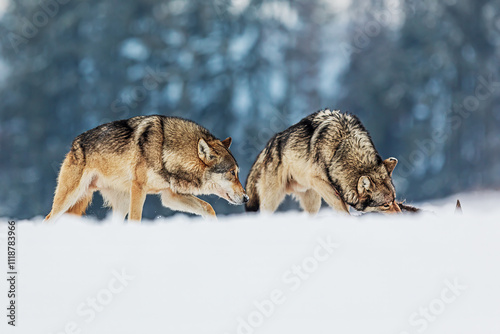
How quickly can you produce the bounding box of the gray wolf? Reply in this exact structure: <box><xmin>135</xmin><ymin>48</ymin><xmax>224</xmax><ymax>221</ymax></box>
<box><xmin>245</xmin><ymin>109</ymin><xmax>401</xmax><ymax>214</ymax></box>
<box><xmin>45</xmin><ymin>115</ymin><xmax>248</xmax><ymax>222</ymax></box>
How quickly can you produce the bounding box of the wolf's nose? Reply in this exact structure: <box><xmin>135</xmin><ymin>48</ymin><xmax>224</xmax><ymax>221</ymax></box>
<box><xmin>243</xmin><ymin>195</ymin><xmax>249</xmax><ymax>203</ymax></box>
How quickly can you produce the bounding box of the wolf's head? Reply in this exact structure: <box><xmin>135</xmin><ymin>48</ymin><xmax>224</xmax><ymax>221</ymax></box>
<box><xmin>355</xmin><ymin>157</ymin><xmax>401</xmax><ymax>214</ymax></box>
<box><xmin>198</xmin><ymin>137</ymin><xmax>249</xmax><ymax>205</ymax></box>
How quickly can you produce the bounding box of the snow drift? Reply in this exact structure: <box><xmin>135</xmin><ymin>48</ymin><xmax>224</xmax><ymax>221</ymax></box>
<box><xmin>1</xmin><ymin>191</ymin><xmax>500</xmax><ymax>334</ymax></box>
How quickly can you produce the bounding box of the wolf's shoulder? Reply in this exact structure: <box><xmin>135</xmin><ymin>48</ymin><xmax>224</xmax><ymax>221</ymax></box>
<box><xmin>310</xmin><ymin>108</ymin><xmax>341</xmax><ymax>120</ymax></box>
<box><xmin>307</xmin><ymin>109</ymin><xmax>367</xmax><ymax>133</ymax></box>
<box><xmin>127</xmin><ymin>115</ymin><xmax>213</xmax><ymax>137</ymax></box>
<box><xmin>128</xmin><ymin>114</ymin><xmax>199</xmax><ymax>127</ymax></box>
<box><xmin>308</xmin><ymin>108</ymin><xmax>357</xmax><ymax>123</ymax></box>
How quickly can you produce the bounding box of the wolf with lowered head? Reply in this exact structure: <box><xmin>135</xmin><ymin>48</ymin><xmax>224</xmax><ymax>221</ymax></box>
<box><xmin>245</xmin><ymin>109</ymin><xmax>401</xmax><ymax>215</ymax></box>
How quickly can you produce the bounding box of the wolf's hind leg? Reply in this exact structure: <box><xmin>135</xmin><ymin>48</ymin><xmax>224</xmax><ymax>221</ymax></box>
<box><xmin>258</xmin><ymin>186</ymin><xmax>286</xmax><ymax>213</ymax></box>
<box><xmin>311</xmin><ymin>178</ymin><xmax>350</xmax><ymax>214</ymax></box>
<box><xmin>100</xmin><ymin>189</ymin><xmax>129</xmax><ymax>222</ymax></box>
<box><xmin>66</xmin><ymin>192</ymin><xmax>94</xmax><ymax>216</ymax></box>
<box><xmin>245</xmin><ymin>176</ymin><xmax>260</xmax><ymax>212</ymax></box>
<box><xmin>45</xmin><ymin>153</ymin><xmax>88</xmax><ymax>222</ymax></box>
<box><xmin>161</xmin><ymin>190</ymin><xmax>216</xmax><ymax>219</ymax></box>
<box><xmin>295</xmin><ymin>189</ymin><xmax>322</xmax><ymax>215</ymax></box>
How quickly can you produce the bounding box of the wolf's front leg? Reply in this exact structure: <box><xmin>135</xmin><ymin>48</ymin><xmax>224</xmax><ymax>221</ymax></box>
<box><xmin>311</xmin><ymin>178</ymin><xmax>350</xmax><ymax>214</ymax></box>
<box><xmin>129</xmin><ymin>180</ymin><xmax>147</xmax><ymax>222</ymax></box>
<box><xmin>161</xmin><ymin>190</ymin><xmax>216</xmax><ymax>219</ymax></box>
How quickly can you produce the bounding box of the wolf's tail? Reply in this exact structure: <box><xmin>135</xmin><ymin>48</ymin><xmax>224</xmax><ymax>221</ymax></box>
<box><xmin>245</xmin><ymin>163</ymin><xmax>260</xmax><ymax>212</ymax></box>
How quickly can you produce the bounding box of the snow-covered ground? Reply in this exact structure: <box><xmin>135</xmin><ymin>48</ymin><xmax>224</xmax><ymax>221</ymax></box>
<box><xmin>1</xmin><ymin>191</ymin><xmax>500</xmax><ymax>334</ymax></box>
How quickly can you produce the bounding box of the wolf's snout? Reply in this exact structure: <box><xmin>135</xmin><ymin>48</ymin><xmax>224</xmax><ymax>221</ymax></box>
<box><xmin>224</xmin><ymin>190</ymin><xmax>249</xmax><ymax>205</ymax></box>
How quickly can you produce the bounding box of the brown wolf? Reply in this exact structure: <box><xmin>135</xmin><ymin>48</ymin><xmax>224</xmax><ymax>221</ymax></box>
<box><xmin>45</xmin><ymin>115</ymin><xmax>248</xmax><ymax>222</ymax></box>
<box><xmin>245</xmin><ymin>109</ymin><xmax>401</xmax><ymax>214</ymax></box>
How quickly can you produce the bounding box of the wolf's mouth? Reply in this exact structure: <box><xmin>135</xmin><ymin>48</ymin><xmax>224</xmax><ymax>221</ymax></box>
<box><xmin>226</xmin><ymin>192</ymin><xmax>242</xmax><ymax>205</ymax></box>
<box><xmin>226</xmin><ymin>192</ymin><xmax>236</xmax><ymax>204</ymax></box>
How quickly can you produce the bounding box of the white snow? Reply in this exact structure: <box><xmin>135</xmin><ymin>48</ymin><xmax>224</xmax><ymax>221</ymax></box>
<box><xmin>1</xmin><ymin>191</ymin><xmax>500</xmax><ymax>334</ymax></box>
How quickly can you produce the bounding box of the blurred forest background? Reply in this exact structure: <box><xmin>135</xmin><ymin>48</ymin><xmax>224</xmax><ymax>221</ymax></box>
<box><xmin>1</xmin><ymin>0</ymin><xmax>499</xmax><ymax>219</ymax></box>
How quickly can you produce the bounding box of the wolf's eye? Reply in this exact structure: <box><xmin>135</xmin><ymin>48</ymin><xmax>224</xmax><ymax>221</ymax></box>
<box><xmin>230</xmin><ymin>170</ymin><xmax>236</xmax><ymax>176</ymax></box>
<box><xmin>383</xmin><ymin>204</ymin><xmax>390</xmax><ymax>209</ymax></box>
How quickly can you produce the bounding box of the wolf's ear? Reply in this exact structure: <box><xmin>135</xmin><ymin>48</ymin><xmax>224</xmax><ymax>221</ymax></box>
<box><xmin>383</xmin><ymin>157</ymin><xmax>398</xmax><ymax>176</ymax></box>
<box><xmin>221</xmin><ymin>137</ymin><xmax>232</xmax><ymax>149</ymax></box>
<box><xmin>198</xmin><ymin>138</ymin><xmax>215</xmax><ymax>164</ymax></box>
<box><xmin>357</xmin><ymin>176</ymin><xmax>372</xmax><ymax>197</ymax></box>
